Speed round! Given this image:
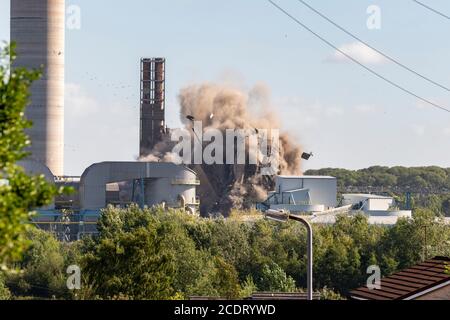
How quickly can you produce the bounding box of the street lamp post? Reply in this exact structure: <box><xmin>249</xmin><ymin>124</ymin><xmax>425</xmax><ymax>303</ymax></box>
<box><xmin>265</xmin><ymin>209</ymin><xmax>314</xmax><ymax>300</ymax></box>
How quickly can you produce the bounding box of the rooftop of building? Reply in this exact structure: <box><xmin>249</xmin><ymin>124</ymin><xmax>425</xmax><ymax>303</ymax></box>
<box><xmin>350</xmin><ymin>256</ymin><xmax>450</xmax><ymax>300</ymax></box>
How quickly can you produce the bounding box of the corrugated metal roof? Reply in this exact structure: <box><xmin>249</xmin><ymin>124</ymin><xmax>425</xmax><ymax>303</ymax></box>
<box><xmin>350</xmin><ymin>257</ymin><xmax>450</xmax><ymax>300</ymax></box>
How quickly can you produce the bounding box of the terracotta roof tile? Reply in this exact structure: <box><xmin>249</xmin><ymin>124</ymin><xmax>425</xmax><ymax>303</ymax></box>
<box><xmin>350</xmin><ymin>256</ymin><xmax>450</xmax><ymax>300</ymax></box>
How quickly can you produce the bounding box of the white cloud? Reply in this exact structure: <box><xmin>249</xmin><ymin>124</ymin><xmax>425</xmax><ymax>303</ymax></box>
<box><xmin>274</xmin><ymin>94</ymin><xmax>450</xmax><ymax>169</ymax></box>
<box><xmin>354</xmin><ymin>104</ymin><xmax>376</xmax><ymax>113</ymax></box>
<box><xmin>327</xmin><ymin>42</ymin><xmax>387</xmax><ymax>65</ymax></box>
<box><xmin>325</xmin><ymin>106</ymin><xmax>344</xmax><ymax>117</ymax></box>
<box><xmin>65</xmin><ymin>83</ymin><xmax>101</xmax><ymax>117</ymax></box>
<box><xmin>64</xmin><ymin>82</ymin><xmax>139</xmax><ymax>175</ymax></box>
<box><xmin>415</xmin><ymin>100</ymin><xmax>429</xmax><ymax>110</ymax></box>
<box><xmin>275</xmin><ymin>97</ymin><xmax>347</xmax><ymax>141</ymax></box>
<box><xmin>415</xmin><ymin>98</ymin><xmax>448</xmax><ymax>111</ymax></box>
<box><xmin>411</xmin><ymin>124</ymin><xmax>426</xmax><ymax>136</ymax></box>
<box><xmin>276</xmin><ymin>97</ymin><xmax>343</xmax><ymax>117</ymax></box>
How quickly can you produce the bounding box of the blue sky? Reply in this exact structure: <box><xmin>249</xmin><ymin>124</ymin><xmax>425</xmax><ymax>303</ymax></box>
<box><xmin>1</xmin><ymin>0</ymin><xmax>449</xmax><ymax>175</ymax></box>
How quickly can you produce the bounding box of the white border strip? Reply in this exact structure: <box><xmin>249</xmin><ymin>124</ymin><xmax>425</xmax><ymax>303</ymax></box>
<box><xmin>404</xmin><ymin>280</ymin><xmax>450</xmax><ymax>300</ymax></box>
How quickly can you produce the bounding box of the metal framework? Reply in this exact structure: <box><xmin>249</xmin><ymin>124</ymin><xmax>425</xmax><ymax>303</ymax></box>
<box><xmin>140</xmin><ymin>58</ymin><xmax>166</xmax><ymax>157</ymax></box>
<box><xmin>32</xmin><ymin>212</ymin><xmax>99</xmax><ymax>242</ymax></box>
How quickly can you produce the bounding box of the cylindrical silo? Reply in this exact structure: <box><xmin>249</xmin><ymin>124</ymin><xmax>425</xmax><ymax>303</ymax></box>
<box><xmin>144</xmin><ymin>166</ymin><xmax>198</xmax><ymax>214</ymax></box>
<box><xmin>10</xmin><ymin>0</ymin><xmax>65</xmax><ymax>176</ymax></box>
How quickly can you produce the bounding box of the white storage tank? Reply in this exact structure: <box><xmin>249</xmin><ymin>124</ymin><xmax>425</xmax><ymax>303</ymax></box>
<box><xmin>144</xmin><ymin>166</ymin><xmax>199</xmax><ymax>213</ymax></box>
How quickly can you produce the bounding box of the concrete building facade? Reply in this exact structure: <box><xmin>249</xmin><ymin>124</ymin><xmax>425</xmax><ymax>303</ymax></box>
<box><xmin>342</xmin><ymin>193</ymin><xmax>412</xmax><ymax>220</ymax></box>
<box><xmin>79</xmin><ymin>162</ymin><xmax>199</xmax><ymax>213</ymax></box>
<box><xmin>261</xmin><ymin>176</ymin><xmax>337</xmax><ymax>214</ymax></box>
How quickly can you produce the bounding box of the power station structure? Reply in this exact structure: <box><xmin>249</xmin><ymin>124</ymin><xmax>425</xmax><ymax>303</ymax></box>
<box><xmin>9</xmin><ymin>0</ymin><xmax>413</xmax><ymax>241</ymax></box>
<box><xmin>11</xmin><ymin>0</ymin><xmax>65</xmax><ymax>176</ymax></box>
<box><xmin>258</xmin><ymin>176</ymin><xmax>338</xmax><ymax>214</ymax></box>
<box><xmin>140</xmin><ymin>58</ymin><xmax>166</xmax><ymax>157</ymax></box>
<box><xmin>9</xmin><ymin>1</ymin><xmax>199</xmax><ymax>241</ymax></box>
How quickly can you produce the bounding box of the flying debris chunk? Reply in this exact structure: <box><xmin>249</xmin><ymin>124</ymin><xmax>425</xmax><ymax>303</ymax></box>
<box><xmin>301</xmin><ymin>152</ymin><xmax>314</xmax><ymax>160</ymax></box>
<box><xmin>186</xmin><ymin>115</ymin><xmax>195</xmax><ymax>122</ymax></box>
<box><xmin>209</xmin><ymin>113</ymin><xmax>214</xmax><ymax>120</ymax></box>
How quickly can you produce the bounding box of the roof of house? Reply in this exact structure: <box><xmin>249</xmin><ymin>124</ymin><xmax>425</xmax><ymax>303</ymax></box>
<box><xmin>350</xmin><ymin>256</ymin><xmax>450</xmax><ymax>300</ymax></box>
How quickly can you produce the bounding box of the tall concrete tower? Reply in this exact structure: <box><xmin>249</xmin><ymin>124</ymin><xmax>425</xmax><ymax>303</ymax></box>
<box><xmin>10</xmin><ymin>0</ymin><xmax>65</xmax><ymax>176</ymax></box>
<box><xmin>140</xmin><ymin>58</ymin><xmax>166</xmax><ymax>157</ymax></box>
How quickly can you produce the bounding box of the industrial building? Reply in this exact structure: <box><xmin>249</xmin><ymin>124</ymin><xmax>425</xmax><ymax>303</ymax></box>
<box><xmin>309</xmin><ymin>193</ymin><xmax>413</xmax><ymax>225</ymax></box>
<box><xmin>258</xmin><ymin>176</ymin><xmax>412</xmax><ymax>225</ymax></box>
<box><xmin>10</xmin><ymin>0</ymin><xmax>199</xmax><ymax>241</ymax></box>
<box><xmin>27</xmin><ymin>161</ymin><xmax>200</xmax><ymax>241</ymax></box>
<box><xmin>342</xmin><ymin>194</ymin><xmax>412</xmax><ymax>217</ymax></box>
<box><xmin>259</xmin><ymin>176</ymin><xmax>337</xmax><ymax>214</ymax></box>
<box><xmin>79</xmin><ymin>162</ymin><xmax>199</xmax><ymax>213</ymax></box>
<box><xmin>140</xmin><ymin>58</ymin><xmax>167</xmax><ymax>157</ymax></box>
<box><xmin>20</xmin><ymin>160</ymin><xmax>200</xmax><ymax>241</ymax></box>
<box><xmin>9</xmin><ymin>0</ymin><xmax>417</xmax><ymax>240</ymax></box>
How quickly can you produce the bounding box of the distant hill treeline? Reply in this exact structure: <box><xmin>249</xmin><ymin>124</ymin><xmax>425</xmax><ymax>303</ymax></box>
<box><xmin>304</xmin><ymin>166</ymin><xmax>450</xmax><ymax>216</ymax></box>
<box><xmin>304</xmin><ymin>166</ymin><xmax>450</xmax><ymax>192</ymax></box>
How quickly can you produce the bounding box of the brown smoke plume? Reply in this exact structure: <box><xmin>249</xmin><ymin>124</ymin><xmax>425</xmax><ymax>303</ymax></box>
<box><xmin>141</xmin><ymin>83</ymin><xmax>303</xmax><ymax>216</ymax></box>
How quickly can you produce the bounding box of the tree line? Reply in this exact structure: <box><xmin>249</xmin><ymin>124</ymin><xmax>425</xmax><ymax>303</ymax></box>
<box><xmin>1</xmin><ymin>206</ymin><xmax>449</xmax><ymax>300</ymax></box>
<box><xmin>305</xmin><ymin>167</ymin><xmax>450</xmax><ymax>216</ymax></box>
<box><xmin>1</xmin><ymin>42</ymin><xmax>449</xmax><ymax>301</ymax></box>
<box><xmin>305</xmin><ymin>166</ymin><xmax>450</xmax><ymax>191</ymax></box>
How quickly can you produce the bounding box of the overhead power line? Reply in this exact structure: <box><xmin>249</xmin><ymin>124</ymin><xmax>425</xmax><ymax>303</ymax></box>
<box><xmin>297</xmin><ymin>0</ymin><xmax>450</xmax><ymax>92</ymax></box>
<box><xmin>267</xmin><ymin>0</ymin><xmax>450</xmax><ymax>114</ymax></box>
<box><xmin>412</xmin><ymin>0</ymin><xmax>450</xmax><ymax>20</ymax></box>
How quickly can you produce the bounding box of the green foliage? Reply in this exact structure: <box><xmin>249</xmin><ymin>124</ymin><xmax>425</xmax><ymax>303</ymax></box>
<box><xmin>305</xmin><ymin>166</ymin><xmax>450</xmax><ymax>216</ymax></box>
<box><xmin>4</xmin><ymin>205</ymin><xmax>450</xmax><ymax>300</ymax></box>
<box><xmin>205</xmin><ymin>257</ymin><xmax>241</xmax><ymax>299</ymax></box>
<box><xmin>305</xmin><ymin>166</ymin><xmax>450</xmax><ymax>191</ymax></box>
<box><xmin>79</xmin><ymin>206</ymin><xmax>248</xmax><ymax>300</ymax></box>
<box><xmin>258</xmin><ymin>261</ymin><xmax>297</xmax><ymax>292</ymax></box>
<box><xmin>81</xmin><ymin>206</ymin><xmax>177</xmax><ymax>300</ymax></box>
<box><xmin>0</xmin><ymin>271</ymin><xmax>11</xmax><ymax>300</ymax></box>
<box><xmin>318</xmin><ymin>287</ymin><xmax>345</xmax><ymax>300</ymax></box>
<box><xmin>5</xmin><ymin>228</ymin><xmax>78</xmax><ymax>299</ymax></box>
<box><xmin>239</xmin><ymin>275</ymin><xmax>258</xmax><ymax>298</ymax></box>
<box><xmin>381</xmin><ymin>209</ymin><xmax>450</xmax><ymax>264</ymax></box>
<box><xmin>0</xmin><ymin>43</ymin><xmax>64</xmax><ymax>267</ymax></box>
